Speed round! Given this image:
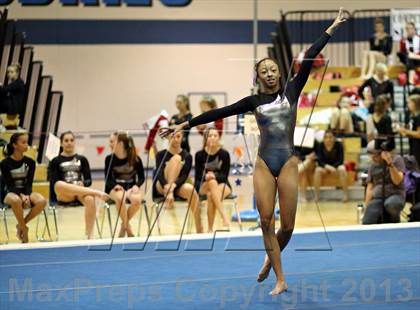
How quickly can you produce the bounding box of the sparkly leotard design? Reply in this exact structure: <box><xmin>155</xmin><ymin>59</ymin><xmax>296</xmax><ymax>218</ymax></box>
<box><xmin>189</xmin><ymin>32</ymin><xmax>331</xmax><ymax>177</ymax></box>
<box><xmin>254</xmin><ymin>94</ymin><xmax>295</xmax><ymax>175</ymax></box>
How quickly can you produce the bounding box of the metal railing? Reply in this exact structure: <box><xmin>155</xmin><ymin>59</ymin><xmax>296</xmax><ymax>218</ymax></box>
<box><xmin>281</xmin><ymin>9</ymin><xmax>392</xmax><ymax>66</ymax></box>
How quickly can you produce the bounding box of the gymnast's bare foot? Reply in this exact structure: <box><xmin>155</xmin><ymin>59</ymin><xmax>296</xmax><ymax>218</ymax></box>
<box><xmin>222</xmin><ymin>216</ymin><xmax>230</xmax><ymax>230</ymax></box>
<box><xmin>126</xmin><ymin>224</ymin><xmax>135</xmax><ymax>237</ymax></box>
<box><xmin>165</xmin><ymin>193</ymin><xmax>174</xmax><ymax>209</ymax></box>
<box><xmin>94</xmin><ymin>190</ymin><xmax>110</xmax><ymax>202</ymax></box>
<box><xmin>257</xmin><ymin>255</ymin><xmax>271</xmax><ymax>282</ymax></box>
<box><xmin>269</xmin><ymin>281</ymin><xmax>288</xmax><ymax>295</ymax></box>
<box><xmin>118</xmin><ymin>225</ymin><xmax>126</xmax><ymax>238</ymax></box>
<box><xmin>20</xmin><ymin>225</ymin><xmax>29</xmax><ymax>243</ymax></box>
<box><xmin>16</xmin><ymin>224</ymin><xmax>23</xmax><ymax>241</ymax></box>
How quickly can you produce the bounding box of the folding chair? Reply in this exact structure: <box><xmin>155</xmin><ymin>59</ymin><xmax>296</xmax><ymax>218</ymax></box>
<box><xmin>150</xmin><ymin>196</ymin><xmax>195</xmax><ymax>235</ymax></box>
<box><xmin>0</xmin><ymin>203</ymin><xmax>9</xmax><ymax>244</ymax></box>
<box><xmin>0</xmin><ymin>173</ymin><xmax>55</xmax><ymax>243</ymax></box>
<box><xmin>150</xmin><ymin>179</ymin><xmax>197</xmax><ymax>235</ymax></box>
<box><xmin>50</xmin><ymin>199</ymin><xmax>115</xmax><ymax>240</ymax></box>
<box><xmin>33</xmin><ymin>203</ymin><xmax>57</xmax><ymax>242</ymax></box>
<box><xmin>105</xmin><ymin>198</ymin><xmax>150</xmax><ymax>238</ymax></box>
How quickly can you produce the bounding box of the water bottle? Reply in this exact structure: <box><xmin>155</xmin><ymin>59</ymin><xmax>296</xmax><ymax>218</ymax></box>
<box><xmin>357</xmin><ymin>204</ymin><xmax>364</xmax><ymax>224</ymax></box>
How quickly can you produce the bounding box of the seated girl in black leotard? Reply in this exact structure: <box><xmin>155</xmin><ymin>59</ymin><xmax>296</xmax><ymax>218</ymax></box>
<box><xmin>313</xmin><ymin>129</ymin><xmax>348</xmax><ymax>202</ymax></box>
<box><xmin>366</xmin><ymin>94</ymin><xmax>394</xmax><ymax>147</ymax></box>
<box><xmin>161</xmin><ymin>9</ymin><xmax>346</xmax><ymax>295</ymax></box>
<box><xmin>154</xmin><ymin>130</ymin><xmax>203</xmax><ymax>233</ymax></box>
<box><xmin>49</xmin><ymin>131</ymin><xmax>108</xmax><ymax>239</ymax></box>
<box><xmin>1</xmin><ymin>132</ymin><xmax>46</xmax><ymax>243</ymax></box>
<box><xmin>105</xmin><ymin>132</ymin><xmax>145</xmax><ymax>238</ymax></box>
<box><xmin>195</xmin><ymin>128</ymin><xmax>231</xmax><ymax>232</ymax></box>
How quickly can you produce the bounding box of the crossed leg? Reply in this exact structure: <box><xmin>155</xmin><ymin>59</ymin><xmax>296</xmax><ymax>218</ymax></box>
<box><xmin>257</xmin><ymin>156</ymin><xmax>299</xmax><ymax>294</ymax></box>
<box><xmin>5</xmin><ymin>192</ymin><xmax>46</xmax><ymax>243</ymax></box>
<box><xmin>254</xmin><ymin>156</ymin><xmax>289</xmax><ymax>295</ymax></box>
<box><xmin>55</xmin><ymin>181</ymin><xmax>109</xmax><ymax>239</ymax></box>
<box><xmin>200</xmin><ymin>181</ymin><xmax>231</xmax><ymax>232</ymax></box>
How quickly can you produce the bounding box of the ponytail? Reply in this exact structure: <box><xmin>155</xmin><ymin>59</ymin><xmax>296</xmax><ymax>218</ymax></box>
<box><xmin>127</xmin><ymin>136</ymin><xmax>138</xmax><ymax>166</ymax></box>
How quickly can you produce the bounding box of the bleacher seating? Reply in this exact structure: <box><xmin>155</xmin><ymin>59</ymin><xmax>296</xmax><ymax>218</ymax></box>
<box><xmin>0</xmin><ymin>8</ymin><xmax>63</xmax><ymax>207</ymax></box>
<box><xmin>0</xmin><ymin>8</ymin><xmax>63</xmax><ymax>163</ymax></box>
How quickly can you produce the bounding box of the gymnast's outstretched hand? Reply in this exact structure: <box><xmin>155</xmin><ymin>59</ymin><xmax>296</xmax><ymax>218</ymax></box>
<box><xmin>159</xmin><ymin>121</ymin><xmax>188</xmax><ymax>139</ymax></box>
<box><xmin>326</xmin><ymin>7</ymin><xmax>347</xmax><ymax>35</ymax></box>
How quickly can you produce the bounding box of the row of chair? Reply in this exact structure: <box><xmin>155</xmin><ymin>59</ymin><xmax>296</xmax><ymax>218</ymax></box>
<box><xmin>0</xmin><ymin>192</ymin><xmax>242</xmax><ymax>244</ymax></box>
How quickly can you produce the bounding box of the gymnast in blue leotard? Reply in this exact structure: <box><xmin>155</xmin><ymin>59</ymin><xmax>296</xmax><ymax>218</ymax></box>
<box><xmin>160</xmin><ymin>9</ymin><xmax>346</xmax><ymax>296</ymax></box>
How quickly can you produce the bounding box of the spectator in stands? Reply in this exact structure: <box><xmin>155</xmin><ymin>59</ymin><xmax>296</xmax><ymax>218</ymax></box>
<box><xmin>197</xmin><ymin>96</ymin><xmax>223</xmax><ymax>136</ymax></box>
<box><xmin>0</xmin><ymin>64</ymin><xmax>26</xmax><ymax>128</ymax></box>
<box><xmin>330</xmin><ymin>96</ymin><xmax>354</xmax><ymax>135</ymax></box>
<box><xmin>169</xmin><ymin>95</ymin><xmax>193</xmax><ymax>152</ymax></box>
<box><xmin>0</xmin><ymin>132</ymin><xmax>46</xmax><ymax>243</ymax></box>
<box><xmin>399</xmin><ymin>94</ymin><xmax>420</xmax><ymax>166</ymax></box>
<box><xmin>363</xmin><ymin>140</ymin><xmax>405</xmax><ymax>224</ymax></box>
<box><xmin>397</xmin><ymin>21</ymin><xmax>420</xmax><ymax>85</ymax></box>
<box><xmin>360</xmin><ymin>18</ymin><xmax>392</xmax><ymax>79</ymax></box>
<box><xmin>195</xmin><ymin>128</ymin><xmax>231</xmax><ymax>232</ymax></box>
<box><xmin>105</xmin><ymin>132</ymin><xmax>145</xmax><ymax>238</ymax></box>
<box><xmin>154</xmin><ymin>130</ymin><xmax>203</xmax><ymax>233</ymax></box>
<box><xmin>49</xmin><ymin>131</ymin><xmax>108</xmax><ymax>239</ymax></box>
<box><xmin>314</xmin><ymin>129</ymin><xmax>348</xmax><ymax>202</ymax></box>
<box><xmin>358</xmin><ymin>63</ymin><xmax>395</xmax><ymax>113</ymax></box>
<box><xmin>298</xmin><ymin>149</ymin><xmax>317</xmax><ymax>203</ymax></box>
<box><xmin>366</xmin><ymin>94</ymin><xmax>394</xmax><ymax>146</ymax></box>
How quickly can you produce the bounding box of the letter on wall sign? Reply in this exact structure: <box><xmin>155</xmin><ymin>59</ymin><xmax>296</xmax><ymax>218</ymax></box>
<box><xmin>18</xmin><ymin>0</ymin><xmax>53</xmax><ymax>5</ymax></box>
<box><xmin>5</xmin><ymin>0</ymin><xmax>193</xmax><ymax>6</ymax></box>
<box><xmin>0</xmin><ymin>0</ymin><xmax>13</xmax><ymax>5</ymax></box>
<box><xmin>160</xmin><ymin>0</ymin><xmax>192</xmax><ymax>6</ymax></box>
<box><xmin>60</xmin><ymin>0</ymin><xmax>99</xmax><ymax>5</ymax></box>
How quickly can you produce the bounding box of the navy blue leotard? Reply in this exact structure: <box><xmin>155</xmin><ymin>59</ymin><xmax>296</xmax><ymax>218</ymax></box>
<box><xmin>188</xmin><ymin>32</ymin><xmax>331</xmax><ymax>177</ymax></box>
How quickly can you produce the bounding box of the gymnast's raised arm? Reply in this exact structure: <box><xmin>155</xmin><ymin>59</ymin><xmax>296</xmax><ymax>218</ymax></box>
<box><xmin>288</xmin><ymin>8</ymin><xmax>346</xmax><ymax>102</ymax></box>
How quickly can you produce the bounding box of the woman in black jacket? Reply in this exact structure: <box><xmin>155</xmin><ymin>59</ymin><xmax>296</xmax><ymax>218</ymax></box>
<box><xmin>313</xmin><ymin>129</ymin><xmax>348</xmax><ymax>202</ymax></box>
<box><xmin>360</xmin><ymin>18</ymin><xmax>392</xmax><ymax>79</ymax></box>
<box><xmin>0</xmin><ymin>64</ymin><xmax>26</xmax><ymax>126</ymax></box>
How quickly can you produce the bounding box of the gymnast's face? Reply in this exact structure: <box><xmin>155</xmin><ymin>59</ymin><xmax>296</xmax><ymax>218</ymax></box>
<box><xmin>370</xmin><ymin>152</ymin><xmax>382</xmax><ymax>163</ymax></box>
<box><xmin>406</xmin><ymin>24</ymin><xmax>416</xmax><ymax>38</ymax></box>
<box><xmin>170</xmin><ymin>131</ymin><xmax>183</xmax><ymax>148</ymax></box>
<box><xmin>13</xmin><ymin>135</ymin><xmax>28</xmax><ymax>154</ymax></box>
<box><xmin>374</xmin><ymin>22</ymin><xmax>384</xmax><ymax>34</ymax></box>
<box><xmin>61</xmin><ymin>133</ymin><xmax>75</xmax><ymax>154</ymax></box>
<box><xmin>6</xmin><ymin>66</ymin><xmax>19</xmax><ymax>81</ymax></box>
<box><xmin>323</xmin><ymin>132</ymin><xmax>335</xmax><ymax>148</ymax></box>
<box><xmin>206</xmin><ymin>129</ymin><xmax>220</xmax><ymax>148</ymax></box>
<box><xmin>407</xmin><ymin>98</ymin><xmax>417</xmax><ymax>113</ymax></box>
<box><xmin>200</xmin><ymin>101</ymin><xmax>211</xmax><ymax>113</ymax></box>
<box><xmin>114</xmin><ymin>140</ymin><xmax>126</xmax><ymax>155</ymax></box>
<box><xmin>375</xmin><ymin>66</ymin><xmax>386</xmax><ymax>79</ymax></box>
<box><xmin>257</xmin><ymin>60</ymin><xmax>280</xmax><ymax>91</ymax></box>
<box><xmin>176</xmin><ymin>98</ymin><xmax>188</xmax><ymax>113</ymax></box>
